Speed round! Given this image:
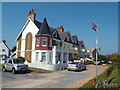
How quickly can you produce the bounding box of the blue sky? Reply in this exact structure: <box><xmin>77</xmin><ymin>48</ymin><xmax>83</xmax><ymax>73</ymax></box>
<box><xmin>2</xmin><ymin>2</ymin><xmax>118</xmax><ymax>55</ymax></box>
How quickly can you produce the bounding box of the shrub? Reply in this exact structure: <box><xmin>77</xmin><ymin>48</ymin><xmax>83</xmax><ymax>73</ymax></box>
<box><xmin>17</xmin><ymin>56</ymin><xmax>25</xmax><ymax>63</ymax></box>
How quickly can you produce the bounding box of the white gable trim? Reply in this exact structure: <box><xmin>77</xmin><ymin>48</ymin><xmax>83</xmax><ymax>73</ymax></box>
<box><xmin>16</xmin><ymin>18</ymin><xmax>39</xmax><ymax>41</ymax></box>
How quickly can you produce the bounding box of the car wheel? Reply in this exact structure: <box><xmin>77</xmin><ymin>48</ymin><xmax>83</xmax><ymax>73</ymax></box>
<box><xmin>2</xmin><ymin>67</ymin><xmax>7</xmax><ymax>72</ymax></box>
<box><xmin>12</xmin><ymin>68</ymin><xmax>16</xmax><ymax>74</ymax></box>
<box><xmin>68</xmin><ymin>69</ymin><xmax>70</xmax><ymax>71</ymax></box>
<box><xmin>84</xmin><ymin>66</ymin><xmax>86</xmax><ymax>70</ymax></box>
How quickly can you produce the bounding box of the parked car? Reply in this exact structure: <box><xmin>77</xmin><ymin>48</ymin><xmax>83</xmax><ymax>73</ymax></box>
<box><xmin>93</xmin><ymin>60</ymin><xmax>102</xmax><ymax>65</ymax></box>
<box><xmin>2</xmin><ymin>58</ymin><xmax>28</xmax><ymax>74</ymax></box>
<box><xmin>107</xmin><ymin>60</ymin><xmax>112</xmax><ymax>64</ymax></box>
<box><xmin>67</xmin><ymin>62</ymin><xmax>86</xmax><ymax>71</ymax></box>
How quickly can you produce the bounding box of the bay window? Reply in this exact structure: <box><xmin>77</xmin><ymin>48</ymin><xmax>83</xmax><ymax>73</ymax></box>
<box><xmin>42</xmin><ymin>37</ymin><xmax>46</xmax><ymax>46</ymax></box>
<box><xmin>49</xmin><ymin>38</ymin><xmax>52</xmax><ymax>47</ymax></box>
<box><xmin>36</xmin><ymin>37</ymin><xmax>40</xmax><ymax>46</ymax></box>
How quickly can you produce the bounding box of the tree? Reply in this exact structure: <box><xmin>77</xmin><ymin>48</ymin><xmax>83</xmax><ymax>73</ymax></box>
<box><xmin>105</xmin><ymin>53</ymin><xmax>120</xmax><ymax>67</ymax></box>
<box><xmin>11</xmin><ymin>46</ymin><xmax>16</xmax><ymax>52</ymax></box>
<box><xmin>110</xmin><ymin>53</ymin><xmax>120</xmax><ymax>67</ymax></box>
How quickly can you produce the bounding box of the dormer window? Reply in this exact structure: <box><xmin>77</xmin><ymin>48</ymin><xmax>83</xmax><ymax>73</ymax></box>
<box><xmin>67</xmin><ymin>37</ymin><xmax>70</xmax><ymax>41</ymax></box>
<box><xmin>42</xmin><ymin>37</ymin><xmax>47</xmax><ymax>46</ymax></box>
<box><xmin>75</xmin><ymin>40</ymin><xmax>77</xmax><ymax>44</ymax></box>
<box><xmin>55</xmin><ymin>33</ymin><xmax>58</xmax><ymax>38</ymax></box>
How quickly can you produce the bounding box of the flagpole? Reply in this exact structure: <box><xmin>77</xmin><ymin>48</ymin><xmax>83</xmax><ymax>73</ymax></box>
<box><xmin>95</xmin><ymin>30</ymin><xmax>98</xmax><ymax>88</ymax></box>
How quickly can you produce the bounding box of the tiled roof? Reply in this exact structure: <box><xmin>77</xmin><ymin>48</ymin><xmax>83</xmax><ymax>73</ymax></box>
<box><xmin>58</xmin><ymin>31</ymin><xmax>70</xmax><ymax>40</ymax></box>
<box><xmin>36</xmin><ymin>18</ymin><xmax>52</xmax><ymax>36</ymax></box>
<box><xmin>34</xmin><ymin>20</ymin><xmax>42</xmax><ymax>29</ymax></box>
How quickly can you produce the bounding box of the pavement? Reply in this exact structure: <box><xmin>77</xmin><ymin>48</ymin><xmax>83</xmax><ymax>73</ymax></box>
<box><xmin>1</xmin><ymin>65</ymin><xmax>108</xmax><ymax>88</ymax></box>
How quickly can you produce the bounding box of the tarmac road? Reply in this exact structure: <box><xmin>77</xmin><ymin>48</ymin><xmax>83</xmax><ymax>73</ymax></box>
<box><xmin>1</xmin><ymin>65</ymin><xmax>108</xmax><ymax>88</ymax></box>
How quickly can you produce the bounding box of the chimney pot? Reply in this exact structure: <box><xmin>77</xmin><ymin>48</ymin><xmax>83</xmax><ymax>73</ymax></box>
<box><xmin>27</xmin><ymin>9</ymin><xmax>36</xmax><ymax>21</ymax></box>
<box><xmin>2</xmin><ymin>40</ymin><xmax>6</xmax><ymax>44</ymax></box>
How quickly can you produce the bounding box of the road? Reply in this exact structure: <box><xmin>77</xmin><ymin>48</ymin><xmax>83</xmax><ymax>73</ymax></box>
<box><xmin>1</xmin><ymin>65</ymin><xmax>108</xmax><ymax>88</ymax></box>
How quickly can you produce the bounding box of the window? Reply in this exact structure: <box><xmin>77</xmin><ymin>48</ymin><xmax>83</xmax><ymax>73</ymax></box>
<box><xmin>67</xmin><ymin>37</ymin><xmax>70</xmax><ymax>41</ymax></box>
<box><xmin>49</xmin><ymin>38</ymin><xmax>52</xmax><ymax>47</ymax></box>
<box><xmin>41</xmin><ymin>52</ymin><xmax>46</xmax><ymax>62</ymax></box>
<box><xmin>68</xmin><ymin>44</ymin><xmax>70</xmax><ymax>48</ymax></box>
<box><xmin>2</xmin><ymin>49</ymin><xmax>5</xmax><ymax>52</ymax></box>
<box><xmin>13</xmin><ymin>59</ymin><xmax>23</xmax><ymax>64</ymax></box>
<box><xmin>8</xmin><ymin>60</ymin><xmax>12</xmax><ymax>64</ymax></box>
<box><xmin>55</xmin><ymin>33</ymin><xmax>57</xmax><ymax>37</ymax></box>
<box><xmin>42</xmin><ymin>37</ymin><xmax>47</xmax><ymax>46</ymax></box>
<box><xmin>49</xmin><ymin>53</ymin><xmax>52</xmax><ymax>64</ymax></box>
<box><xmin>36</xmin><ymin>37</ymin><xmax>40</xmax><ymax>46</ymax></box>
<box><xmin>36</xmin><ymin>52</ymin><xmax>39</xmax><ymax>61</ymax></box>
<box><xmin>56</xmin><ymin>41</ymin><xmax>60</xmax><ymax>47</ymax></box>
<box><xmin>64</xmin><ymin>43</ymin><xmax>66</xmax><ymax>48</ymax></box>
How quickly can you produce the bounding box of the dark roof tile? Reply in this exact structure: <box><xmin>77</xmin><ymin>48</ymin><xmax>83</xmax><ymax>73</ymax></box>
<box><xmin>36</xmin><ymin>18</ymin><xmax>52</xmax><ymax>36</ymax></box>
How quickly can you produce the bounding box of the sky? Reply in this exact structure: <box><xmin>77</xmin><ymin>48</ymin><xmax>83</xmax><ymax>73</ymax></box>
<box><xmin>2</xmin><ymin>2</ymin><xmax>118</xmax><ymax>55</ymax></box>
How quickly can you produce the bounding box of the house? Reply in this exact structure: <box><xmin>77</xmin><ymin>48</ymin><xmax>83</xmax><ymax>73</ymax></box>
<box><xmin>16</xmin><ymin>9</ymin><xmax>84</xmax><ymax>70</ymax></box>
<box><xmin>87</xmin><ymin>48</ymin><xmax>97</xmax><ymax>60</ymax></box>
<box><xmin>0</xmin><ymin>40</ymin><xmax>10</xmax><ymax>64</ymax></box>
<box><xmin>78</xmin><ymin>40</ymin><xmax>86</xmax><ymax>58</ymax></box>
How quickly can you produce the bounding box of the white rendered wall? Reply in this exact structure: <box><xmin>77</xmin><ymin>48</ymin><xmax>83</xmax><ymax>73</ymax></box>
<box><xmin>19</xmin><ymin>18</ymin><xmax>39</xmax><ymax>62</ymax></box>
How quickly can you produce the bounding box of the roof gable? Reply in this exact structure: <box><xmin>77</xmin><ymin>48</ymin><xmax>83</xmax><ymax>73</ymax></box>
<box><xmin>58</xmin><ymin>31</ymin><xmax>70</xmax><ymax>41</ymax></box>
<box><xmin>16</xmin><ymin>18</ymin><xmax>39</xmax><ymax>40</ymax></box>
<box><xmin>78</xmin><ymin>41</ymin><xmax>85</xmax><ymax>48</ymax></box>
<box><xmin>52</xmin><ymin>30</ymin><xmax>61</xmax><ymax>40</ymax></box>
<box><xmin>64</xmin><ymin>33</ymin><xmax>72</xmax><ymax>42</ymax></box>
<box><xmin>0</xmin><ymin>42</ymin><xmax>10</xmax><ymax>50</ymax></box>
<box><xmin>71</xmin><ymin>35</ymin><xmax>79</xmax><ymax>44</ymax></box>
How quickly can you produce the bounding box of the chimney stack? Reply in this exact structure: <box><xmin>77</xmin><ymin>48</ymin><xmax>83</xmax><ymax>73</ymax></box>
<box><xmin>2</xmin><ymin>40</ymin><xmax>6</xmax><ymax>44</ymax></box>
<box><xmin>57</xmin><ymin>26</ymin><xmax>64</xmax><ymax>32</ymax></box>
<box><xmin>27</xmin><ymin>9</ymin><xmax>36</xmax><ymax>21</ymax></box>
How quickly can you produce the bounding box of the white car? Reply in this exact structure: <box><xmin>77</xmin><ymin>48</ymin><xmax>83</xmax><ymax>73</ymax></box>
<box><xmin>67</xmin><ymin>62</ymin><xmax>86</xmax><ymax>71</ymax></box>
<box><xmin>2</xmin><ymin>58</ymin><xmax>28</xmax><ymax>74</ymax></box>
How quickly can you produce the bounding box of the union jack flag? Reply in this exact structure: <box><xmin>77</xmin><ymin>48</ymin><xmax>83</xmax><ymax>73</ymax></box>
<box><xmin>91</xmin><ymin>23</ymin><xmax>98</xmax><ymax>31</ymax></box>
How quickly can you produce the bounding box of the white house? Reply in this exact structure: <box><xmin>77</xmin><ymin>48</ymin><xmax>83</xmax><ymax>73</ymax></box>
<box><xmin>0</xmin><ymin>40</ymin><xmax>10</xmax><ymax>64</ymax></box>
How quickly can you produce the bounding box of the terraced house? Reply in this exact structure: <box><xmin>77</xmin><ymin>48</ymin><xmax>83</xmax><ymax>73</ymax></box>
<box><xmin>16</xmin><ymin>9</ymin><xmax>85</xmax><ymax>70</ymax></box>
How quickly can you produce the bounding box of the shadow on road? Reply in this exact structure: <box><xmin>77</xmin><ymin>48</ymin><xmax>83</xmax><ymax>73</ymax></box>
<box><xmin>68</xmin><ymin>69</ymin><xmax>87</xmax><ymax>72</ymax></box>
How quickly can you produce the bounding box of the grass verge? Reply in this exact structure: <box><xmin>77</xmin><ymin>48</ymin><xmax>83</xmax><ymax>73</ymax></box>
<box><xmin>79</xmin><ymin>66</ymin><xmax>120</xmax><ymax>88</ymax></box>
<box><xmin>0</xmin><ymin>64</ymin><xmax>3</xmax><ymax>67</ymax></box>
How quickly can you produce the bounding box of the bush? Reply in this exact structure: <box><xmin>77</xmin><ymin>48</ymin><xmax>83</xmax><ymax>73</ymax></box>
<box><xmin>17</xmin><ymin>56</ymin><xmax>25</xmax><ymax>63</ymax></box>
<box><xmin>106</xmin><ymin>66</ymin><xmax>114</xmax><ymax>77</ymax></box>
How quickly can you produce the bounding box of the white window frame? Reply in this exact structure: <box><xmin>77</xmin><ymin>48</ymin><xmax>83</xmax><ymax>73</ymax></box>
<box><xmin>42</xmin><ymin>37</ymin><xmax>47</xmax><ymax>46</ymax></box>
<box><xmin>41</xmin><ymin>52</ymin><xmax>47</xmax><ymax>62</ymax></box>
<box><xmin>36</xmin><ymin>52</ymin><xmax>39</xmax><ymax>61</ymax></box>
<box><xmin>56</xmin><ymin>41</ymin><xmax>60</xmax><ymax>47</ymax></box>
<box><xmin>49</xmin><ymin>38</ymin><xmax>52</xmax><ymax>47</ymax></box>
<box><xmin>36</xmin><ymin>37</ymin><xmax>40</xmax><ymax>47</ymax></box>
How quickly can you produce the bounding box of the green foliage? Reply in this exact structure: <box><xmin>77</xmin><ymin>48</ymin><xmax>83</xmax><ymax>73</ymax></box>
<box><xmin>17</xmin><ymin>56</ymin><xmax>25</xmax><ymax>63</ymax></box>
<box><xmin>106</xmin><ymin>66</ymin><xmax>114</xmax><ymax>77</ymax></box>
<box><xmin>80</xmin><ymin>67</ymin><xmax>119</xmax><ymax>88</ymax></box>
<box><xmin>110</xmin><ymin>54</ymin><xmax>120</xmax><ymax>67</ymax></box>
<box><xmin>98</xmin><ymin>54</ymin><xmax>106</xmax><ymax>60</ymax></box>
